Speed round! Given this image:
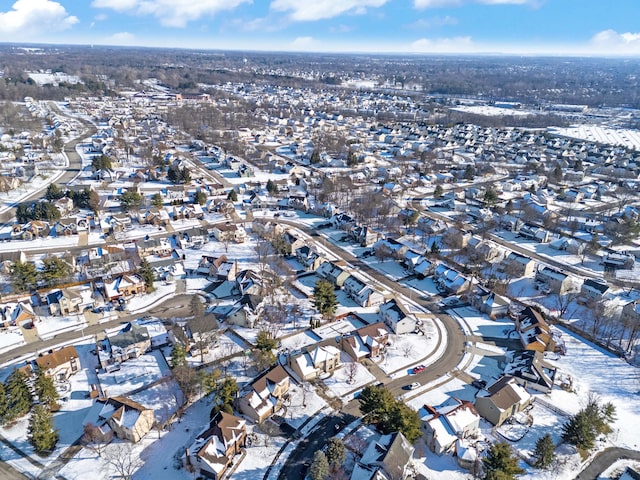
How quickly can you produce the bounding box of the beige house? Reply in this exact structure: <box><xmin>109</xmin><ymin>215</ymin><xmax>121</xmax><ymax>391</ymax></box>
<box><xmin>35</xmin><ymin>345</ymin><xmax>80</xmax><ymax>381</ymax></box>
<box><xmin>211</xmin><ymin>223</ymin><xmax>246</xmax><ymax>243</ymax></box>
<box><xmin>236</xmin><ymin>365</ymin><xmax>289</xmax><ymax>423</ymax></box>
<box><xmin>474</xmin><ymin>376</ymin><xmax>532</xmax><ymax>426</ymax></box>
<box><xmin>288</xmin><ymin>344</ymin><xmax>341</xmax><ymax>381</ymax></box>
<box><xmin>97</xmin><ymin>396</ymin><xmax>155</xmax><ymax>443</ymax></box>
<box><xmin>185</xmin><ymin>411</ymin><xmax>247</xmax><ymax>480</ymax></box>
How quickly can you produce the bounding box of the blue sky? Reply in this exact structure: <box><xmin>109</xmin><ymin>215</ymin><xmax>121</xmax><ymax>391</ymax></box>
<box><xmin>1</xmin><ymin>0</ymin><xmax>640</xmax><ymax>56</ymax></box>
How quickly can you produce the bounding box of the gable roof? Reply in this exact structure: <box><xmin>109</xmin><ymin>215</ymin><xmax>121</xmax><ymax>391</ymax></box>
<box><xmin>35</xmin><ymin>345</ymin><xmax>78</xmax><ymax>371</ymax></box>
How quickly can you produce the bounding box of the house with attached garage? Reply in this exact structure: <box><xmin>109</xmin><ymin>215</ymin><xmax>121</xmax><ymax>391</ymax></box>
<box><xmin>294</xmin><ymin>245</ymin><xmax>326</xmax><ymax>272</ymax></box>
<box><xmin>535</xmin><ymin>266</ymin><xmax>574</xmax><ymax>294</ymax></box>
<box><xmin>579</xmin><ymin>278</ymin><xmax>610</xmax><ymax>303</ymax></box>
<box><xmin>342</xmin><ymin>273</ymin><xmax>385</xmax><ymax>307</ymax></box>
<box><xmin>103</xmin><ymin>274</ymin><xmax>146</xmax><ymax>301</ymax></box>
<box><xmin>351</xmin><ymin>432</ymin><xmax>415</xmax><ymax>480</ymax></box>
<box><xmin>185</xmin><ymin>411</ymin><xmax>247</xmax><ymax>480</ymax></box>
<box><xmin>515</xmin><ymin>306</ymin><xmax>557</xmax><ymax>353</ymax></box>
<box><xmin>34</xmin><ymin>345</ymin><xmax>80</xmax><ymax>381</ymax></box>
<box><xmin>96</xmin><ymin>396</ymin><xmax>155</xmax><ymax>443</ymax></box>
<box><xmin>501</xmin><ymin>252</ymin><xmax>536</xmax><ymax>277</ymax></box>
<box><xmin>288</xmin><ymin>344</ymin><xmax>341</xmax><ymax>382</ymax></box>
<box><xmin>474</xmin><ymin>375</ymin><xmax>532</xmax><ymax>426</ymax></box>
<box><xmin>504</xmin><ymin>350</ymin><xmax>557</xmax><ymax>394</ymax></box>
<box><xmin>316</xmin><ymin>260</ymin><xmax>351</xmax><ymax>288</ymax></box>
<box><xmin>341</xmin><ymin>321</ymin><xmax>390</xmax><ymax>360</ymax></box>
<box><xmin>235</xmin><ymin>365</ymin><xmax>290</xmax><ymax>423</ymax></box>
<box><xmin>421</xmin><ymin>399</ymin><xmax>481</xmax><ymax>455</ymax></box>
<box><xmin>379</xmin><ymin>298</ymin><xmax>416</xmax><ymax>334</ymax></box>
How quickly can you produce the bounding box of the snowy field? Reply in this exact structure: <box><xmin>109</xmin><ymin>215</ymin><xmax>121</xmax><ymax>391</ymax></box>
<box><xmin>323</xmin><ymin>355</ymin><xmax>377</xmax><ymax>402</ymax></box>
<box><xmin>379</xmin><ymin>330</ymin><xmax>440</xmax><ymax>377</ymax></box>
<box><xmin>550</xmin><ymin>125</ymin><xmax>640</xmax><ymax>150</ymax></box>
<box><xmin>451</xmin><ymin>105</ymin><xmax>534</xmax><ymax>117</ymax></box>
<box><xmin>0</xmin><ymin>327</ymin><xmax>26</xmax><ymax>354</ymax></box>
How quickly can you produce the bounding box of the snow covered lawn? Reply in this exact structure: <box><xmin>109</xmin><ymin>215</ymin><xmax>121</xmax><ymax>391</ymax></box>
<box><xmin>283</xmin><ymin>382</ymin><xmax>328</xmax><ymax>430</ymax></box>
<box><xmin>0</xmin><ymin>327</ymin><xmax>26</xmax><ymax>354</ymax></box>
<box><xmin>323</xmin><ymin>356</ymin><xmax>377</xmax><ymax>401</ymax></box>
<box><xmin>97</xmin><ymin>350</ymin><xmax>170</xmax><ymax>397</ymax></box>
<box><xmin>378</xmin><ymin>331</ymin><xmax>440</xmax><ymax>376</ymax></box>
<box><xmin>35</xmin><ymin>314</ymin><xmax>88</xmax><ymax>341</ymax></box>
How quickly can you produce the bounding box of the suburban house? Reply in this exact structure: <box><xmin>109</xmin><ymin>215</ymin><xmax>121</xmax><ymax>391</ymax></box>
<box><xmin>350</xmin><ymin>432</ymin><xmax>415</xmax><ymax>480</ymax></box>
<box><xmin>421</xmin><ymin>399</ymin><xmax>481</xmax><ymax>455</ymax></box>
<box><xmin>103</xmin><ymin>274</ymin><xmax>146</xmax><ymax>301</ymax></box>
<box><xmin>288</xmin><ymin>344</ymin><xmax>341</xmax><ymax>381</ymax></box>
<box><xmin>294</xmin><ymin>245</ymin><xmax>326</xmax><ymax>272</ymax></box>
<box><xmin>223</xmin><ymin>295</ymin><xmax>262</xmax><ymax>329</ymax></box>
<box><xmin>515</xmin><ymin>307</ymin><xmax>557</xmax><ymax>352</ymax></box>
<box><xmin>137</xmin><ymin>237</ymin><xmax>173</xmax><ymax>258</ymax></box>
<box><xmin>580</xmin><ymin>278</ymin><xmax>610</xmax><ymax>302</ymax></box>
<box><xmin>97</xmin><ymin>396</ymin><xmax>155</xmax><ymax>443</ymax></box>
<box><xmin>535</xmin><ymin>266</ymin><xmax>573</xmax><ymax>294</ymax></box>
<box><xmin>342</xmin><ymin>274</ymin><xmax>385</xmax><ymax>308</ymax></box>
<box><xmin>210</xmin><ymin>223</ymin><xmax>247</xmax><ymax>243</ymax></box>
<box><xmin>472</xmin><ymin>287</ymin><xmax>510</xmax><ymax>318</ymax></box>
<box><xmin>621</xmin><ymin>300</ymin><xmax>640</xmax><ymax>325</ymax></box>
<box><xmin>46</xmin><ymin>288</ymin><xmax>83</xmax><ymax>316</ymax></box>
<box><xmin>433</xmin><ymin>264</ymin><xmax>471</xmax><ymax>295</ymax></box>
<box><xmin>505</xmin><ymin>351</ymin><xmax>557</xmax><ymax>393</ymax></box>
<box><xmin>379</xmin><ymin>299</ymin><xmax>416</xmax><ymax>334</ymax></box>
<box><xmin>474</xmin><ymin>375</ymin><xmax>532</xmax><ymax>426</ymax></box>
<box><xmin>236</xmin><ymin>365</ymin><xmax>290</xmax><ymax>423</ymax></box>
<box><xmin>316</xmin><ymin>260</ymin><xmax>351</xmax><ymax>288</ymax></box>
<box><xmin>501</xmin><ymin>252</ymin><xmax>536</xmax><ymax>277</ymax></box>
<box><xmin>603</xmin><ymin>252</ymin><xmax>635</xmax><ymax>271</ymax></box>
<box><xmin>196</xmin><ymin>255</ymin><xmax>237</xmax><ymax>281</ymax></box>
<box><xmin>0</xmin><ymin>301</ymin><xmax>36</xmax><ymax>328</ymax></box>
<box><xmin>34</xmin><ymin>345</ymin><xmax>80</xmax><ymax>381</ymax></box>
<box><xmin>99</xmin><ymin>323</ymin><xmax>151</xmax><ymax>369</ymax></box>
<box><xmin>341</xmin><ymin>321</ymin><xmax>390</xmax><ymax>360</ymax></box>
<box><xmin>185</xmin><ymin>411</ymin><xmax>247</xmax><ymax>480</ymax></box>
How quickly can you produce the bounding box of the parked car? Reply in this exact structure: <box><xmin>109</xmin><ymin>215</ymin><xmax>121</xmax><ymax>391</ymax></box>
<box><xmin>412</xmin><ymin>364</ymin><xmax>426</xmax><ymax>374</ymax></box>
<box><xmin>407</xmin><ymin>382</ymin><xmax>420</xmax><ymax>390</ymax></box>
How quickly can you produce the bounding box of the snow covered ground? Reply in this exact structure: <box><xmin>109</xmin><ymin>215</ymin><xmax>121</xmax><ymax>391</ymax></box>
<box><xmin>97</xmin><ymin>350</ymin><xmax>171</xmax><ymax>398</ymax></box>
<box><xmin>35</xmin><ymin>314</ymin><xmax>88</xmax><ymax>340</ymax></box>
<box><xmin>550</xmin><ymin>125</ymin><xmax>640</xmax><ymax>150</ymax></box>
<box><xmin>324</xmin><ymin>355</ymin><xmax>377</xmax><ymax>402</ymax></box>
<box><xmin>0</xmin><ymin>327</ymin><xmax>26</xmax><ymax>354</ymax></box>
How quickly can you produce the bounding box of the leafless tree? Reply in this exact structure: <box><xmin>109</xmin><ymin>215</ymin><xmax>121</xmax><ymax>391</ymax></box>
<box><xmin>552</xmin><ymin>291</ymin><xmax>580</xmax><ymax>319</ymax></box>
<box><xmin>82</xmin><ymin>423</ymin><xmax>107</xmax><ymax>457</ymax></box>
<box><xmin>103</xmin><ymin>442</ymin><xmax>144</xmax><ymax>480</ymax></box>
<box><xmin>345</xmin><ymin>362</ymin><xmax>358</xmax><ymax>385</ymax></box>
<box><xmin>401</xmin><ymin>342</ymin><xmax>414</xmax><ymax>358</ymax></box>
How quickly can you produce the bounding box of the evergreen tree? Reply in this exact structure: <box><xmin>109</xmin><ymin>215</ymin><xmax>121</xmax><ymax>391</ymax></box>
<box><xmin>170</xmin><ymin>343</ymin><xmax>187</xmax><ymax>369</ymax></box>
<box><xmin>138</xmin><ymin>258</ymin><xmax>155</xmax><ymax>291</ymax></box>
<box><xmin>227</xmin><ymin>189</ymin><xmax>238</xmax><ymax>201</ymax></box>
<box><xmin>358</xmin><ymin>385</ymin><xmax>422</xmax><ymax>442</ymax></box>
<box><xmin>28</xmin><ymin>405</ymin><xmax>59</xmax><ymax>454</ymax></box>
<box><xmin>151</xmin><ymin>192</ymin><xmax>164</xmax><ymax>208</ymax></box>
<box><xmin>430</xmin><ymin>241</ymin><xmax>440</xmax><ymax>255</ymax></box>
<box><xmin>561</xmin><ymin>397</ymin><xmax>616</xmax><ymax>452</ymax></box>
<box><xmin>309</xmin><ymin>450</ymin><xmax>329</xmax><ymax>480</ymax></box>
<box><xmin>434</xmin><ymin>184</ymin><xmax>443</xmax><ymax>198</ymax></box>
<box><xmin>313</xmin><ymin>279</ymin><xmax>337</xmax><ymax>319</ymax></box>
<box><xmin>34</xmin><ymin>369</ymin><xmax>59</xmax><ymax>410</ymax></box>
<box><xmin>325</xmin><ymin>437</ymin><xmax>347</xmax><ymax>467</ymax></box>
<box><xmin>310</xmin><ymin>149</ymin><xmax>321</xmax><ymax>165</ymax></box>
<box><xmin>0</xmin><ymin>382</ymin><xmax>8</xmax><ymax>425</ymax></box>
<box><xmin>255</xmin><ymin>330</ymin><xmax>277</xmax><ymax>352</ymax></box>
<box><xmin>10</xmin><ymin>261</ymin><xmax>38</xmax><ymax>293</ymax></box>
<box><xmin>463</xmin><ymin>164</ymin><xmax>475</xmax><ymax>180</ymax></box>
<box><xmin>266</xmin><ymin>179</ymin><xmax>277</xmax><ymax>194</ymax></box>
<box><xmin>120</xmin><ymin>191</ymin><xmax>142</xmax><ymax>212</ymax></box>
<box><xmin>484</xmin><ymin>187</ymin><xmax>499</xmax><ymax>206</ymax></box>
<box><xmin>483</xmin><ymin>442</ymin><xmax>524</xmax><ymax>480</ymax></box>
<box><xmin>5</xmin><ymin>369</ymin><xmax>32</xmax><ymax>421</ymax></box>
<box><xmin>45</xmin><ymin>184</ymin><xmax>64</xmax><ymax>200</ymax></box>
<box><xmin>533</xmin><ymin>433</ymin><xmax>555</xmax><ymax>469</ymax></box>
<box><xmin>91</xmin><ymin>154</ymin><xmax>112</xmax><ymax>171</ymax></box>
<box><xmin>194</xmin><ymin>190</ymin><xmax>207</xmax><ymax>205</ymax></box>
<box><xmin>41</xmin><ymin>256</ymin><xmax>71</xmax><ymax>287</ymax></box>
<box><xmin>213</xmin><ymin>376</ymin><xmax>238</xmax><ymax>415</ymax></box>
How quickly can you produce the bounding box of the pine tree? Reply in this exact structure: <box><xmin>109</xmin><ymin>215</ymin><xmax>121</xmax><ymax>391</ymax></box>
<box><xmin>0</xmin><ymin>382</ymin><xmax>8</xmax><ymax>425</ymax></box>
<box><xmin>34</xmin><ymin>369</ymin><xmax>59</xmax><ymax>410</ymax></box>
<box><xmin>483</xmin><ymin>442</ymin><xmax>524</xmax><ymax>480</ymax></box>
<box><xmin>310</xmin><ymin>149</ymin><xmax>321</xmax><ymax>165</ymax></box>
<box><xmin>533</xmin><ymin>433</ymin><xmax>555</xmax><ymax>469</ymax></box>
<box><xmin>138</xmin><ymin>258</ymin><xmax>155</xmax><ymax>291</ymax></box>
<box><xmin>227</xmin><ymin>189</ymin><xmax>238</xmax><ymax>201</ymax></box>
<box><xmin>5</xmin><ymin>369</ymin><xmax>32</xmax><ymax>421</ymax></box>
<box><xmin>326</xmin><ymin>437</ymin><xmax>347</xmax><ymax>467</ymax></box>
<box><xmin>170</xmin><ymin>344</ymin><xmax>187</xmax><ymax>369</ymax></box>
<box><xmin>151</xmin><ymin>192</ymin><xmax>164</xmax><ymax>207</ymax></box>
<box><xmin>309</xmin><ymin>450</ymin><xmax>329</xmax><ymax>480</ymax></box>
<box><xmin>434</xmin><ymin>184</ymin><xmax>443</xmax><ymax>198</ymax></box>
<box><xmin>194</xmin><ymin>190</ymin><xmax>207</xmax><ymax>205</ymax></box>
<box><xmin>28</xmin><ymin>405</ymin><xmax>59</xmax><ymax>454</ymax></box>
<box><xmin>313</xmin><ymin>279</ymin><xmax>337</xmax><ymax>319</ymax></box>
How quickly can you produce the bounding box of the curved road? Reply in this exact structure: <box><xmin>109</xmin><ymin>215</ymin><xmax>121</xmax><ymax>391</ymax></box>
<box><xmin>0</xmin><ymin>102</ymin><xmax>96</xmax><ymax>224</ymax></box>
<box><xmin>575</xmin><ymin>447</ymin><xmax>640</xmax><ymax>480</ymax></box>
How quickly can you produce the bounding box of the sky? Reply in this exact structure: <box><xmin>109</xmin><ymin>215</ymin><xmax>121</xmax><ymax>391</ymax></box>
<box><xmin>0</xmin><ymin>0</ymin><xmax>640</xmax><ymax>56</ymax></box>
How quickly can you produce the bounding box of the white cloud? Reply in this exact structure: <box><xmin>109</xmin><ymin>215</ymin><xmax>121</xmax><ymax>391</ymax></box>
<box><xmin>270</xmin><ymin>0</ymin><xmax>388</xmax><ymax>21</ymax></box>
<box><xmin>91</xmin><ymin>0</ymin><xmax>251</xmax><ymax>27</ymax></box>
<box><xmin>414</xmin><ymin>0</ymin><xmax>461</xmax><ymax>8</ymax></box>
<box><xmin>590</xmin><ymin>29</ymin><xmax>640</xmax><ymax>55</ymax></box>
<box><xmin>0</xmin><ymin>0</ymin><xmax>78</xmax><ymax>36</ymax></box>
<box><xmin>410</xmin><ymin>36</ymin><xmax>474</xmax><ymax>53</ymax></box>
<box><xmin>109</xmin><ymin>32</ymin><xmax>135</xmax><ymax>44</ymax></box>
<box><xmin>407</xmin><ymin>15</ymin><xmax>458</xmax><ymax>29</ymax></box>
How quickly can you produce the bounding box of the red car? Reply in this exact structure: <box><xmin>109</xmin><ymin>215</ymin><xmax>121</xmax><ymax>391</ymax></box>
<box><xmin>412</xmin><ymin>364</ymin><xmax>425</xmax><ymax>374</ymax></box>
